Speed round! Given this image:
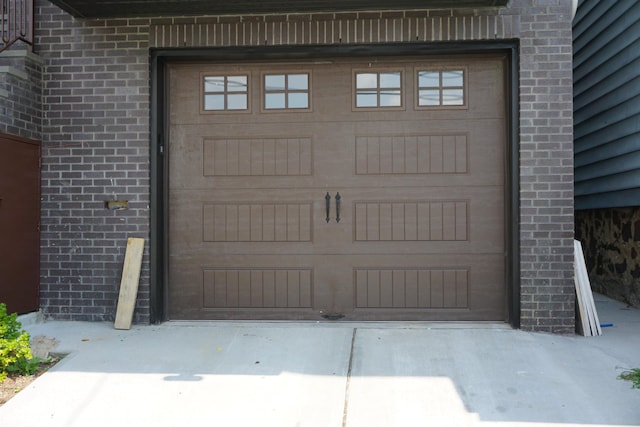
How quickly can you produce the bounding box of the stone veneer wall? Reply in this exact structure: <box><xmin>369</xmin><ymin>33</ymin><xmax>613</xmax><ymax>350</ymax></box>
<box><xmin>576</xmin><ymin>208</ymin><xmax>640</xmax><ymax>308</ymax></box>
<box><xmin>35</xmin><ymin>0</ymin><xmax>575</xmax><ymax>332</ymax></box>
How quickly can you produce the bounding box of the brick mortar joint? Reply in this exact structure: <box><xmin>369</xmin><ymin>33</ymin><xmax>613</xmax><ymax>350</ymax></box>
<box><xmin>40</xmin><ymin>0</ymin><xmax>573</xmax><ymax>30</ymax></box>
<box><xmin>149</xmin><ymin>8</ymin><xmax>509</xmax><ymax>26</ymax></box>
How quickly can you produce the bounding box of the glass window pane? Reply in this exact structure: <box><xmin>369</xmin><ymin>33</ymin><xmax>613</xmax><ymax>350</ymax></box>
<box><xmin>380</xmin><ymin>72</ymin><xmax>401</xmax><ymax>88</ymax></box>
<box><xmin>265</xmin><ymin>75</ymin><xmax>286</xmax><ymax>91</ymax></box>
<box><xmin>442</xmin><ymin>89</ymin><xmax>464</xmax><ymax>105</ymax></box>
<box><xmin>418</xmin><ymin>71</ymin><xmax>439</xmax><ymax>88</ymax></box>
<box><xmin>204</xmin><ymin>94</ymin><xmax>225</xmax><ymax>110</ymax></box>
<box><xmin>288</xmin><ymin>74</ymin><xmax>308</xmax><ymax>90</ymax></box>
<box><xmin>288</xmin><ymin>92</ymin><xmax>309</xmax><ymax>109</ymax></box>
<box><xmin>227</xmin><ymin>76</ymin><xmax>248</xmax><ymax>92</ymax></box>
<box><xmin>442</xmin><ymin>70</ymin><xmax>463</xmax><ymax>87</ymax></box>
<box><xmin>356</xmin><ymin>73</ymin><xmax>378</xmax><ymax>89</ymax></box>
<box><xmin>356</xmin><ymin>92</ymin><xmax>378</xmax><ymax>107</ymax></box>
<box><xmin>204</xmin><ymin>77</ymin><xmax>225</xmax><ymax>93</ymax></box>
<box><xmin>380</xmin><ymin>90</ymin><xmax>401</xmax><ymax>107</ymax></box>
<box><xmin>227</xmin><ymin>94</ymin><xmax>248</xmax><ymax>110</ymax></box>
<box><xmin>418</xmin><ymin>90</ymin><xmax>440</xmax><ymax>106</ymax></box>
<box><xmin>265</xmin><ymin>93</ymin><xmax>286</xmax><ymax>109</ymax></box>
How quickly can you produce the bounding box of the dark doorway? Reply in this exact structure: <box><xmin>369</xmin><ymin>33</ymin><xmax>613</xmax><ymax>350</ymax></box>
<box><xmin>0</xmin><ymin>133</ymin><xmax>41</xmax><ymax>314</ymax></box>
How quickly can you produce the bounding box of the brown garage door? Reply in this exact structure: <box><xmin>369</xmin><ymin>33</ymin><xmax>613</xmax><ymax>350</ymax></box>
<box><xmin>168</xmin><ymin>54</ymin><xmax>506</xmax><ymax>320</ymax></box>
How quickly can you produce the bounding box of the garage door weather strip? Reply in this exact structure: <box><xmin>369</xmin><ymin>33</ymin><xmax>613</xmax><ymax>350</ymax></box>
<box><xmin>342</xmin><ymin>328</ymin><xmax>357</xmax><ymax>427</ymax></box>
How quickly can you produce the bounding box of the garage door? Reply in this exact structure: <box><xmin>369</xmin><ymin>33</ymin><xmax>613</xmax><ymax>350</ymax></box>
<box><xmin>168</xmin><ymin>54</ymin><xmax>506</xmax><ymax>320</ymax></box>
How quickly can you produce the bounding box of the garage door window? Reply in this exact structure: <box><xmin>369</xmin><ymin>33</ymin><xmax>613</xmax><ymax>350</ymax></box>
<box><xmin>417</xmin><ymin>69</ymin><xmax>466</xmax><ymax>108</ymax></box>
<box><xmin>203</xmin><ymin>75</ymin><xmax>249</xmax><ymax>111</ymax></box>
<box><xmin>263</xmin><ymin>73</ymin><xmax>310</xmax><ymax>110</ymax></box>
<box><xmin>354</xmin><ymin>71</ymin><xmax>403</xmax><ymax>109</ymax></box>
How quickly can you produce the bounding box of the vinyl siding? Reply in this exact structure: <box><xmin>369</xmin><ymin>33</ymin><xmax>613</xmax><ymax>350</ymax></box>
<box><xmin>573</xmin><ymin>0</ymin><xmax>640</xmax><ymax>210</ymax></box>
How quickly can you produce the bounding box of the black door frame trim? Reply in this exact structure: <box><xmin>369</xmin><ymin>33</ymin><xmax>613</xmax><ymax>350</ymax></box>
<box><xmin>150</xmin><ymin>41</ymin><xmax>520</xmax><ymax>327</ymax></box>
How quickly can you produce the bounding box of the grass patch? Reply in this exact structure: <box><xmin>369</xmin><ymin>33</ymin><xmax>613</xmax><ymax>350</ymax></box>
<box><xmin>618</xmin><ymin>368</ymin><xmax>640</xmax><ymax>389</ymax></box>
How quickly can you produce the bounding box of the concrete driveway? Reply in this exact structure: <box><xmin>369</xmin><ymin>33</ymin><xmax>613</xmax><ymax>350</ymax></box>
<box><xmin>1</xmin><ymin>294</ymin><xmax>639</xmax><ymax>427</ymax></box>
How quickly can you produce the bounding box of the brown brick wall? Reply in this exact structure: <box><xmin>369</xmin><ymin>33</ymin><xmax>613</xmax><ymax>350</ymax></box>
<box><xmin>35</xmin><ymin>0</ymin><xmax>575</xmax><ymax>332</ymax></box>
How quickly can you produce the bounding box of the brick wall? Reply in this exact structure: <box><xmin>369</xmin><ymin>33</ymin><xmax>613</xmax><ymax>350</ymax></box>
<box><xmin>513</xmin><ymin>1</ymin><xmax>576</xmax><ymax>333</ymax></box>
<box><xmin>0</xmin><ymin>48</ymin><xmax>43</xmax><ymax>141</ymax></box>
<box><xmin>36</xmin><ymin>0</ymin><xmax>151</xmax><ymax>321</ymax></box>
<box><xmin>35</xmin><ymin>0</ymin><xmax>575</xmax><ymax>332</ymax></box>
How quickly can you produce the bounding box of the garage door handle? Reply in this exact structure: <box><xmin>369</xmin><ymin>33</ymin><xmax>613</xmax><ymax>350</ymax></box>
<box><xmin>335</xmin><ymin>192</ymin><xmax>341</xmax><ymax>223</ymax></box>
<box><xmin>325</xmin><ymin>192</ymin><xmax>331</xmax><ymax>223</ymax></box>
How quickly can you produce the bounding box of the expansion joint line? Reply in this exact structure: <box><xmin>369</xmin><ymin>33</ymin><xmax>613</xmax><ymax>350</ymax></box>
<box><xmin>342</xmin><ymin>328</ymin><xmax>357</xmax><ymax>427</ymax></box>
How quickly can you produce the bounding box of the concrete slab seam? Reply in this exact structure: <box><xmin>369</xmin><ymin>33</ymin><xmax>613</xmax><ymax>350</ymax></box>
<box><xmin>342</xmin><ymin>328</ymin><xmax>357</xmax><ymax>427</ymax></box>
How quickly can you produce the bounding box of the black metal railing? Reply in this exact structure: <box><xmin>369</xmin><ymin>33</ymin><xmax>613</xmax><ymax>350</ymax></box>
<box><xmin>1</xmin><ymin>0</ymin><xmax>33</xmax><ymax>53</ymax></box>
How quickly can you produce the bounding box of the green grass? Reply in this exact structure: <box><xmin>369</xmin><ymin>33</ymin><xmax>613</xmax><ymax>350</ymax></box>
<box><xmin>618</xmin><ymin>368</ymin><xmax>640</xmax><ymax>389</ymax></box>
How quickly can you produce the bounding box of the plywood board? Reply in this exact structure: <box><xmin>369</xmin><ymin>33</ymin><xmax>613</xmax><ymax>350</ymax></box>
<box><xmin>114</xmin><ymin>238</ymin><xmax>145</xmax><ymax>330</ymax></box>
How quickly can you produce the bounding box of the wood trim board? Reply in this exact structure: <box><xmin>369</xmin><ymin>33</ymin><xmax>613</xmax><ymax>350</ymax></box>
<box><xmin>574</xmin><ymin>239</ymin><xmax>602</xmax><ymax>336</ymax></box>
<box><xmin>114</xmin><ymin>238</ymin><xmax>145</xmax><ymax>330</ymax></box>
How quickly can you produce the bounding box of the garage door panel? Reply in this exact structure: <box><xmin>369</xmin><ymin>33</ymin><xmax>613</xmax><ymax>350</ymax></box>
<box><xmin>201</xmin><ymin>137</ymin><xmax>314</xmax><ymax>177</ymax></box>
<box><xmin>466</xmin><ymin>60</ymin><xmax>506</xmax><ymax>118</ymax></box>
<box><xmin>347</xmin><ymin>186</ymin><xmax>503</xmax><ymax>249</ymax></box>
<box><xmin>170</xmin><ymin>131</ymin><xmax>316</xmax><ymax>186</ymax></box>
<box><xmin>168</xmin><ymin>59</ymin><xmax>506</xmax><ymax>126</ymax></box>
<box><xmin>170</xmin><ymin>190</ymin><xmax>323</xmax><ymax>245</ymax></box>
<box><xmin>170</xmin><ymin>252</ymin><xmax>503</xmax><ymax>320</ymax></box>
<box><xmin>173</xmin><ymin>175</ymin><xmax>502</xmax><ymax>192</ymax></box>
<box><xmin>168</xmin><ymin>55</ymin><xmax>507</xmax><ymax>321</ymax></box>
<box><xmin>349</xmin><ymin>254</ymin><xmax>503</xmax><ymax>319</ymax></box>
<box><xmin>170</xmin><ymin>186</ymin><xmax>504</xmax><ymax>254</ymax></box>
<box><xmin>170</xmin><ymin>253</ymin><xmax>319</xmax><ymax>318</ymax></box>
<box><xmin>200</xmin><ymin>202</ymin><xmax>313</xmax><ymax>243</ymax></box>
<box><xmin>337</xmin><ymin>253</ymin><xmax>503</xmax><ymax>319</ymax></box>
<box><xmin>202</xmin><ymin>268</ymin><xmax>313</xmax><ymax>309</ymax></box>
<box><xmin>354</xmin><ymin>268</ymin><xmax>469</xmax><ymax>309</ymax></box>
<box><xmin>172</xmin><ymin>124</ymin><xmax>505</xmax><ymax>190</ymax></box>
<box><xmin>352</xmin><ymin>122</ymin><xmax>505</xmax><ymax>182</ymax></box>
<box><xmin>355</xmin><ymin>133</ymin><xmax>470</xmax><ymax>175</ymax></box>
<box><xmin>168</xmin><ymin>66</ymin><xmax>202</xmax><ymax>123</ymax></box>
<box><xmin>353</xmin><ymin>200</ymin><xmax>469</xmax><ymax>242</ymax></box>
